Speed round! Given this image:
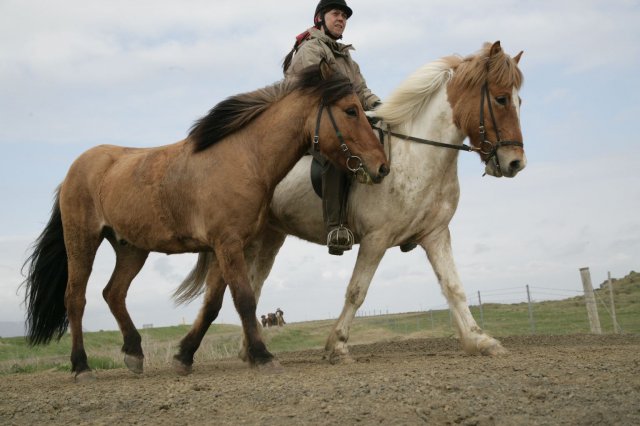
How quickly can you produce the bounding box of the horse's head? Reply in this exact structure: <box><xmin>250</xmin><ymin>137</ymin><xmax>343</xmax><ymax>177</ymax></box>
<box><xmin>298</xmin><ymin>61</ymin><xmax>390</xmax><ymax>183</ymax></box>
<box><xmin>449</xmin><ymin>41</ymin><xmax>526</xmax><ymax>178</ymax></box>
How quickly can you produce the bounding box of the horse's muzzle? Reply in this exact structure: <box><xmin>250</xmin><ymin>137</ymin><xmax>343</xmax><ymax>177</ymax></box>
<box><xmin>371</xmin><ymin>164</ymin><xmax>390</xmax><ymax>183</ymax></box>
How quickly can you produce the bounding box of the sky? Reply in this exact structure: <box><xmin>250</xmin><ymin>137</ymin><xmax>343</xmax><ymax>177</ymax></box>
<box><xmin>1</xmin><ymin>0</ymin><xmax>639</xmax><ymax>334</ymax></box>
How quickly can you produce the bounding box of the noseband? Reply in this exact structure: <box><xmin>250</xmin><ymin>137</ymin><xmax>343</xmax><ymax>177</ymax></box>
<box><xmin>313</xmin><ymin>102</ymin><xmax>364</xmax><ymax>173</ymax></box>
<box><xmin>478</xmin><ymin>82</ymin><xmax>524</xmax><ymax>170</ymax></box>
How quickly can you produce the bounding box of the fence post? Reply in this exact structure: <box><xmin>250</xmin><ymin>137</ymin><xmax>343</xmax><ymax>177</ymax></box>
<box><xmin>607</xmin><ymin>271</ymin><xmax>620</xmax><ymax>334</ymax></box>
<box><xmin>430</xmin><ymin>310</ymin><xmax>434</xmax><ymax>329</ymax></box>
<box><xmin>526</xmin><ymin>284</ymin><xmax>536</xmax><ymax>334</ymax></box>
<box><xmin>579</xmin><ymin>267</ymin><xmax>602</xmax><ymax>334</ymax></box>
<box><xmin>477</xmin><ymin>291</ymin><xmax>485</xmax><ymax>329</ymax></box>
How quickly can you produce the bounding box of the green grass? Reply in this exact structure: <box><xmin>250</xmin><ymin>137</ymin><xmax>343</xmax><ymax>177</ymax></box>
<box><xmin>2</xmin><ymin>271</ymin><xmax>638</xmax><ymax>375</ymax></box>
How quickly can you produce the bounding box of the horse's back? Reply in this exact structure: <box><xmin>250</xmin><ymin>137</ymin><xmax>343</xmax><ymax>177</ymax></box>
<box><xmin>59</xmin><ymin>142</ymin><xmax>191</xmax><ymax>242</ymax></box>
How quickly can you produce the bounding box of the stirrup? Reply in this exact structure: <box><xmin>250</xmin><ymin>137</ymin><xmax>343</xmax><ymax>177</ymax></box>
<box><xmin>327</xmin><ymin>225</ymin><xmax>354</xmax><ymax>254</ymax></box>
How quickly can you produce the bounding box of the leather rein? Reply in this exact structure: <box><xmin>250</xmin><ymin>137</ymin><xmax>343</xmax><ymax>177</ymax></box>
<box><xmin>372</xmin><ymin>81</ymin><xmax>523</xmax><ymax>170</ymax></box>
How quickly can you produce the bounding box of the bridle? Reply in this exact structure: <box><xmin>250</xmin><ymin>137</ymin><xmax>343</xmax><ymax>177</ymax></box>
<box><xmin>372</xmin><ymin>80</ymin><xmax>523</xmax><ymax>173</ymax></box>
<box><xmin>313</xmin><ymin>101</ymin><xmax>364</xmax><ymax>174</ymax></box>
<box><xmin>478</xmin><ymin>82</ymin><xmax>524</xmax><ymax>171</ymax></box>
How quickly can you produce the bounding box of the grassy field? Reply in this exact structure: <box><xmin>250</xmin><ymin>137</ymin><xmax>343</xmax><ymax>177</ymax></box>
<box><xmin>1</xmin><ymin>271</ymin><xmax>637</xmax><ymax>375</ymax></box>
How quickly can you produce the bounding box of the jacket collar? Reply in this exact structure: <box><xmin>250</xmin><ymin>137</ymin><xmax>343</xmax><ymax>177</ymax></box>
<box><xmin>308</xmin><ymin>27</ymin><xmax>354</xmax><ymax>56</ymax></box>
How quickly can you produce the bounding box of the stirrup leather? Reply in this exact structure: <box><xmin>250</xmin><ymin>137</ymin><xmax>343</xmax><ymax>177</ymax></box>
<box><xmin>327</xmin><ymin>226</ymin><xmax>354</xmax><ymax>251</ymax></box>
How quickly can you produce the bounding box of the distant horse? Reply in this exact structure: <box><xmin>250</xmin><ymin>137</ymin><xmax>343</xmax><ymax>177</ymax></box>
<box><xmin>261</xmin><ymin>315</ymin><xmax>268</xmax><ymax>327</ymax></box>
<box><xmin>175</xmin><ymin>41</ymin><xmax>526</xmax><ymax>364</ymax></box>
<box><xmin>22</xmin><ymin>62</ymin><xmax>389</xmax><ymax>381</ymax></box>
<box><xmin>275</xmin><ymin>308</ymin><xmax>286</xmax><ymax>327</ymax></box>
<box><xmin>267</xmin><ymin>313</ymin><xmax>278</xmax><ymax>327</ymax></box>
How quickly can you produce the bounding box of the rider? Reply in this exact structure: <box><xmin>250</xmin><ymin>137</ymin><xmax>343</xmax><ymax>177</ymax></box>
<box><xmin>283</xmin><ymin>0</ymin><xmax>381</xmax><ymax>256</ymax></box>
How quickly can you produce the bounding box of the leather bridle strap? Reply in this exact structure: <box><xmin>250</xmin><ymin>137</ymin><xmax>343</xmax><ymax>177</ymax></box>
<box><xmin>313</xmin><ymin>102</ymin><xmax>363</xmax><ymax>173</ymax></box>
<box><xmin>479</xmin><ymin>82</ymin><xmax>524</xmax><ymax>162</ymax></box>
<box><xmin>372</xmin><ymin>126</ymin><xmax>477</xmax><ymax>153</ymax></box>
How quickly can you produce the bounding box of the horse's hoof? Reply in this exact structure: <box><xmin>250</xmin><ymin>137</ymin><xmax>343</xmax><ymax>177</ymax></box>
<box><xmin>74</xmin><ymin>370</ymin><xmax>97</xmax><ymax>383</ymax></box>
<box><xmin>237</xmin><ymin>348</ymin><xmax>249</xmax><ymax>363</ymax></box>
<box><xmin>481</xmin><ymin>342</ymin><xmax>508</xmax><ymax>356</ymax></box>
<box><xmin>255</xmin><ymin>359</ymin><xmax>284</xmax><ymax>374</ymax></box>
<box><xmin>124</xmin><ymin>354</ymin><xmax>144</xmax><ymax>374</ymax></box>
<box><xmin>328</xmin><ymin>352</ymin><xmax>355</xmax><ymax>365</ymax></box>
<box><xmin>172</xmin><ymin>358</ymin><xmax>193</xmax><ymax>376</ymax></box>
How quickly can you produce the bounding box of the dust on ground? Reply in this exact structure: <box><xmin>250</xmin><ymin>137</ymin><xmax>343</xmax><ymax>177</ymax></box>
<box><xmin>1</xmin><ymin>334</ymin><xmax>639</xmax><ymax>425</ymax></box>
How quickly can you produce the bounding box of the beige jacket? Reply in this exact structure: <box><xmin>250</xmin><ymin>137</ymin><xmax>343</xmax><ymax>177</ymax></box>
<box><xmin>285</xmin><ymin>28</ymin><xmax>380</xmax><ymax>110</ymax></box>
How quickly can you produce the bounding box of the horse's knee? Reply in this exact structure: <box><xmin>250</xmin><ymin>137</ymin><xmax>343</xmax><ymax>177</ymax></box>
<box><xmin>346</xmin><ymin>286</ymin><xmax>365</xmax><ymax>307</ymax></box>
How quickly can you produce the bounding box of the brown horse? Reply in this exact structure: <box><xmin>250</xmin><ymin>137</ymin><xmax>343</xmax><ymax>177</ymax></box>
<box><xmin>22</xmin><ymin>62</ymin><xmax>389</xmax><ymax>381</ymax></box>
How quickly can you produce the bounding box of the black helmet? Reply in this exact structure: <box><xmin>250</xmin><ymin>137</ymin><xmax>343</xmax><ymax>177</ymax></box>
<box><xmin>314</xmin><ymin>0</ymin><xmax>353</xmax><ymax>23</ymax></box>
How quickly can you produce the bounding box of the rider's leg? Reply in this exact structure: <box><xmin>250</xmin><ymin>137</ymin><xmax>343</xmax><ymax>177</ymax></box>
<box><xmin>322</xmin><ymin>162</ymin><xmax>353</xmax><ymax>256</ymax></box>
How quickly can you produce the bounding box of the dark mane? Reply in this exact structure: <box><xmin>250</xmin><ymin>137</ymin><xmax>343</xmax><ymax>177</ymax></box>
<box><xmin>189</xmin><ymin>65</ymin><xmax>354</xmax><ymax>152</ymax></box>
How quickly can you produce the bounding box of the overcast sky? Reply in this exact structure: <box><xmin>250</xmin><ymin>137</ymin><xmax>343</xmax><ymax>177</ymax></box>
<box><xmin>1</xmin><ymin>0</ymin><xmax>638</xmax><ymax>334</ymax></box>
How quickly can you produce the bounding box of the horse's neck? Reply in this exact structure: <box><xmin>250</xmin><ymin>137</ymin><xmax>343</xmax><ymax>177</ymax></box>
<box><xmin>247</xmin><ymin>98</ymin><xmax>311</xmax><ymax>188</ymax></box>
<box><xmin>386</xmin><ymin>86</ymin><xmax>465</xmax><ymax>185</ymax></box>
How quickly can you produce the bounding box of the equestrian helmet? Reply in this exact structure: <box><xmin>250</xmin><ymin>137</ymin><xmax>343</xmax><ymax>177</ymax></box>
<box><xmin>314</xmin><ymin>0</ymin><xmax>353</xmax><ymax>25</ymax></box>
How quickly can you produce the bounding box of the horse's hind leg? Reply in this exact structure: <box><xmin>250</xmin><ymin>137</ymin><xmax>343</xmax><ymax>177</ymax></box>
<box><xmin>215</xmin><ymin>237</ymin><xmax>277</xmax><ymax>368</ymax></box>
<box><xmin>326</xmin><ymin>235</ymin><xmax>386</xmax><ymax>364</ymax></box>
<box><xmin>423</xmin><ymin>228</ymin><xmax>506</xmax><ymax>356</ymax></box>
<box><xmin>63</xmin><ymin>229</ymin><xmax>103</xmax><ymax>381</ymax></box>
<box><xmin>173</xmin><ymin>263</ymin><xmax>227</xmax><ymax>375</ymax></box>
<box><xmin>102</xmin><ymin>239</ymin><xmax>149</xmax><ymax>374</ymax></box>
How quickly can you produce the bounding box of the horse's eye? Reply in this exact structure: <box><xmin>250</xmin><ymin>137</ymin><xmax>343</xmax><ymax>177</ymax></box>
<box><xmin>495</xmin><ymin>96</ymin><xmax>508</xmax><ymax>106</ymax></box>
<box><xmin>345</xmin><ymin>107</ymin><xmax>358</xmax><ymax>117</ymax></box>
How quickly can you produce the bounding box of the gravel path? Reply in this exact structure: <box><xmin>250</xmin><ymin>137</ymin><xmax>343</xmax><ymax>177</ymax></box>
<box><xmin>1</xmin><ymin>334</ymin><xmax>639</xmax><ymax>425</ymax></box>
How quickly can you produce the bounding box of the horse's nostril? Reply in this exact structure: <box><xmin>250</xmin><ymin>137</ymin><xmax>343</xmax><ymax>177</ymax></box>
<box><xmin>509</xmin><ymin>160</ymin><xmax>521</xmax><ymax>171</ymax></box>
<box><xmin>379</xmin><ymin>164</ymin><xmax>390</xmax><ymax>177</ymax></box>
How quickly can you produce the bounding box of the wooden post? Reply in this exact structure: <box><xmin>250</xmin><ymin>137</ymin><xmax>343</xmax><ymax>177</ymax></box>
<box><xmin>579</xmin><ymin>267</ymin><xmax>602</xmax><ymax>334</ymax></box>
<box><xmin>607</xmin><ymin>271</ymin><xmax>620</xmax><ymax>334</ymax></box>
<box><xmin>526</xmin><ymin>284</ymin><xmax>535</xmax><ymax>334</ymax></box>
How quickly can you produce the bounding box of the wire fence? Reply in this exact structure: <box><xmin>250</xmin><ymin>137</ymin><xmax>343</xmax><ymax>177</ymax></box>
<box><xmin>355</xmin><ymin>280</ymin><xmax>640</xmax><ymax>337</ymax></box>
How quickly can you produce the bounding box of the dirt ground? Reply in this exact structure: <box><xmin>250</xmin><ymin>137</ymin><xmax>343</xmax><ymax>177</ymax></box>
<box><xmin>1</xmin><ymin>334</ymin><xmax>639</xmax><ymax>425</ymax></box>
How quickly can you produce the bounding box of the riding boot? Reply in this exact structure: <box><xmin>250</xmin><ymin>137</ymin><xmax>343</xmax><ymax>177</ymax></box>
<box><xmin>322</xmin><ymin>162</ymin><xmax>353</xmax><ymax>256</ymax></box>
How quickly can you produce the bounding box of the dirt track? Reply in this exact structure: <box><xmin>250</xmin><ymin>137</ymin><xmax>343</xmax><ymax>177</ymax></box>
<box><xmin>1</xmin><ymin>334</ymin><xmax>639</xmax><ymax>425</ymax></box>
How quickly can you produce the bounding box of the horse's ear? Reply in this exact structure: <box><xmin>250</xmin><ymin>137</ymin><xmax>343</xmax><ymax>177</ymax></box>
<box><xmin>513</xmin><ymin>50</ymin><xmax>524</xmax><ymax>64</ymax></box>
<box><xmin>319</xmin><ymin>58</ymin><xmax>334</xmax><ymax>80</ymax></box>
<box><xmin>489</xmin><ymin>40</ymin><xmax>502</xmax><ymax>57</ymax></box>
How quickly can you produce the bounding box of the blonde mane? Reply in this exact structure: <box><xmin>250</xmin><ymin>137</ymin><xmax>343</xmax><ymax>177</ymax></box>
<box><xmin>375</xmin><ymin>58</ymin><xmax>456</xmax><ymax>126</ymax></box>
<box><xmin>455</xmin><ymin>43</ymin><xmax>524</xmax><ymax>91</ymax></box>
<box><xmin>375</xmin><ymin>43</ymin><xmax>523</xmax><ymax>127</ymax></box>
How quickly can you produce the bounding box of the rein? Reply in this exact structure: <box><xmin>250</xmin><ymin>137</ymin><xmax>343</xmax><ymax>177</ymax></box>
<box><xmin>313</xmin><ymin>102</ymin><xmax>363</xmax><ymax>173</ymax></box>
<box><xmin>372</xmin><ymin>81</ymin><xmax>524</xmax><ymax>173</ymax></box>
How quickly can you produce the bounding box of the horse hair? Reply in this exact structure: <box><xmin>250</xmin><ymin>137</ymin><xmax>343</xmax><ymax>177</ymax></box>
<box><xmin>375</xmin><ymin>42</ymin><xmax>523</xmax><ymax>127</ymax></box>
<box><xmin>454</xmin><ymin>42</ymin><xmax>524</xmax><ymax>91</ymax></box>
<box><xmin>21</xmin><ymin>188</ymin><xmax>70</xmax><ymax>345</ymax></box>
<box><xmin>189</xmin><ymin>65</ymin><xmax>354</xmax><ymax>153</ymax></box>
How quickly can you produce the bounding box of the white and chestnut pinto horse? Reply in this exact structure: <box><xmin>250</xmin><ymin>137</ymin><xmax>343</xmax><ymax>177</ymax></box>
<box><xmin>175</xmin><ymin>41</ymin><xmax>526</xmax><ymax>366</ymax></box>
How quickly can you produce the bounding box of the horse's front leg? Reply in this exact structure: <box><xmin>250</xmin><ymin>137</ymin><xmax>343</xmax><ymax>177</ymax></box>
<box><xmin>422</xmin><ymin>228</ymin><xmax>506</xmax><ymax>356</ymax></box>
<box><xmin>326</xmin><ymin>235</ymin><xmax>386</xmax><ymax>364</ymax></box>
<box><xmin>215</xmin><ymin>238</ymin><xmax>279</xmax><ymax>369</ymax></box>
<box><xmin>238</xmin><ymin>226</ymin><xmax>286</xmax><ymax>362</ymax></box>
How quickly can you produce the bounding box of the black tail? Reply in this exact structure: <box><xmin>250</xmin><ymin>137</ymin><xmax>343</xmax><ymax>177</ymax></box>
<box><xmin>21</xmin><ymin>189</ymin><xmax>69</xmax><ymax>345</ymax></box>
